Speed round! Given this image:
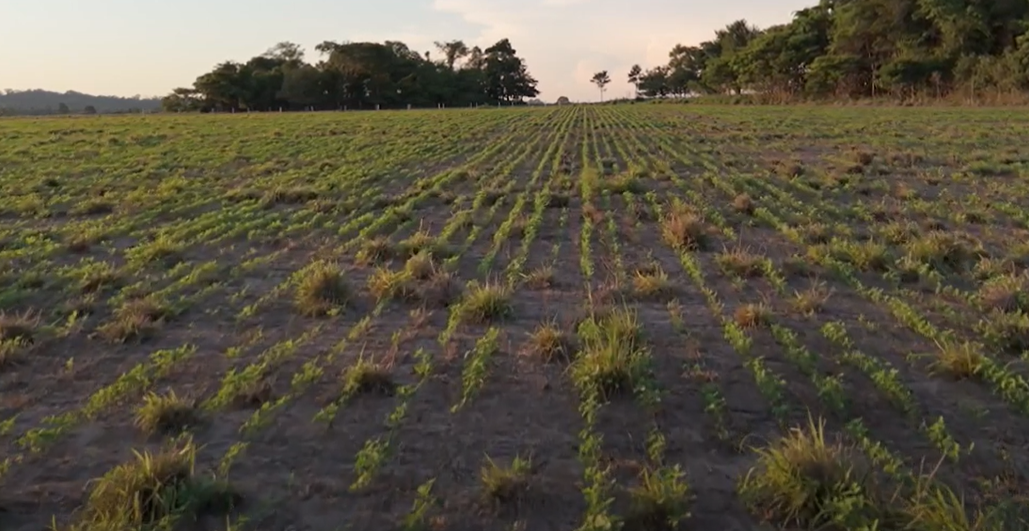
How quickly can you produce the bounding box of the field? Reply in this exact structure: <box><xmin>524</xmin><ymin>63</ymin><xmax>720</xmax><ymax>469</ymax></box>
<box><xmin>1</xmin><ymin>104</ymin><xmax>1029</xmax><ymax>531</ymax></box>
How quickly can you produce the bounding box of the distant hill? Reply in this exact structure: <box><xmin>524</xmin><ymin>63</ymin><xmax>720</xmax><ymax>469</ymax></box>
<box><xmin>0</xmin><ymin>89</ymin><xmax>162</xmax><ymax>115</ymax></box>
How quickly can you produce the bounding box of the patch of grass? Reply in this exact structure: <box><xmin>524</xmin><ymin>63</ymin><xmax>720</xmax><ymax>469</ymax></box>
<box><xmin>522</xmin><ymin>322</ymin><xmax>572</xmax><ymax>363</ymax></box>
<box><xmin>976</xmin><ymin>274</ymin><xmax>1029</xmax><ymax>313</ymax></box>
<box><xmin>356</xmin><ymin>236</ymin><xmax>394</xmax><ymax>264</ymax></box>
<box><xmin>368</xmin><ymin>267</ymin><xmax>418</xmax><ymax>302</ymax></box>
<box><xmin>523</xmin><ymin>266</ymin><xmax>555</xmax><ymax>289</ymax></box>
<box><xmin>732</xmin><ymin>193</ymin><xmax>755</xmax><ymax>215</ymax></box>
<box><xmin>661</xmin><ymin>205</ymin><xmax>710</xmax><ymax>251</ymax></box>
<box><xmin>739</xmin><ymin>417</ymin><xmax>884</xmax><ymax>529</ymax></box>
<box><xmin>73</xmin><ymin>438</ymin><xmax>238</xmax><ymax>530</ymax></box>
<box><xmin>128</xmin><ymin>237</ymin><xmax>184</xmax><ymax>267</ymax></box>
<box><xmin>604</xmin><ymin>172</ymin><xmax>646</xmax><ymax>194</ymax></box>
<box><xmin>458</xmin><ymin>281</ymin><xmax>512</xmax><ymax>323</ymax></box>
<box><xmin>404</xmin><ymin>250</ymin><xmax>437</xmax><ymax>280</ymax></box>
<box><xmin>399</xmin><ymin>230</ymin><xmax>449</xmax><ymax>259</ymax></box>
<box><xmin>626</xmin><ymin>466</ymin><xmax>693</xmax><ymax>530</ymax></box>
<box><xmin>735</xmin><ymin>303</ymin><xmax>771</xmax><ymax>328</ymax></box>
<box><xmin>572</xmin><ymin>307</ymin><xmax>650</xmax><ymax>397</ymax></box>
<box><xmin>976</xmin><ymin>310</ymin><xmax>1029</xmax><ymax>354</ymax></box>
<box><xmin>134</xmin><ymin>391</ymin><xmax>201</xmax><ymax>435</ymax></box>
<box><xmin>342</xmin><ymin>357</ymin><xmax>395</xmax><ymax>396</ymax></box>
<box><xmin>294</xmin><ymin>261</ymin><xmax>349</xmax><ymax>317</ymax></box>
<box><xmin>96</xmin><ymin>297</ymin><xmax>170</xmax><ymax>343</ymax></box>
<box><xmin>928</xmin><ymin>342</ymin><xmax>985</xmax><ymax>380</ymax></box>
<box><xmin>715</xmin><ymin>248</ymin><xmax>766</xmax><ymax>278</ymax></box>
<box><xmin>0</xmin><ymin>338</ymin><xmax>31</xmax><ymax>369</ymax></box>
<box><xmin>632</xmin><ymin>267</ymin><xmax>674</xmax><ymax>300</ymax></box>
<box><xmin>72</xmin><ymin>199</ymin><xmax>115</xmax><ymax>216</ymax></box>
<box><xmin>481</xmin><ymin>454</ymin><xmax>533</xmax><ymax>503</ymax></box>
<box><xmin>905</xmin><ymin>231</ymin><xmax>981</xmax><ymax>273</ymax></box>
<box><xmin>79</xmin><ymin>262</ymin><xmax>120</xmax><ymax>293</ymax></box>
<box><xmin>0</xmin><ymin>311</ymin><xmax>38</xmax><ymax>344</ymax></box>
<box><xmin>791</xmin><ymin>282</ymin><xmax>832</xmax><ymax>316</ymax></box>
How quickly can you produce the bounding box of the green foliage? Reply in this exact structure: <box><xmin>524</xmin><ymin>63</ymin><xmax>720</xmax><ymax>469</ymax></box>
<box><xmin>636</xmin><ymin>2</ymin><xmax>1029</xmax><ymax>101</ymax></box>
<box><xmin>166</xmin><ymin>38</ymin><xmax>540</xmax><ymax>112</ymax></box>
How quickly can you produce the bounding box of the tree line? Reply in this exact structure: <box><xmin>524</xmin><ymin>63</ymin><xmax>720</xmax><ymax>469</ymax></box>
<box><xmin>601</xmin><ymin>0</ymin><xmax>1029</xmax><ymax>101</ymax></box>
<box><xmin>0</xmin><ymin>89</ymin><xmax>161</xmax><ymax>116</ymax></box>
<box><xmin>162</xmin><ymin>39</ymin><xmax>540</xmax><ymax>112</ymax></box>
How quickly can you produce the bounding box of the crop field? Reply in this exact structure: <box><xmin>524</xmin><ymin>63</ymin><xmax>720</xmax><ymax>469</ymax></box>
<box><xmin>2</xmin><ymin>104</ymin><xmax>1029</xmax><ymax>531</ymax></box>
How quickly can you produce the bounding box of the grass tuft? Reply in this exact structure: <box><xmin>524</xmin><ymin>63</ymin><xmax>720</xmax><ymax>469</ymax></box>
<box><xmin>715</xmin><ymin>248</ymin><xmax>766</xmax><ymax>278</ymax></box>
<box><xmin>572</xmin><ymin>307</ymin><xmax>649</xmax><ymax>397</ymax></box>
<box><xmin>481</xmin><ymin>454</ymin><xmax>533</xmax><ymax>503</ymax></box>
<box><xmin>739</xmin><ymin>416</ymin><xmax>881</xmax><ymax>529</ymax></box>
<box><xmin>74</xmin><ymin>439</ymin><xmax>238</xmax><ymax>530</ymax></box>
<box><xmin>458</xmin><ymin>281</ymin><xmax>512</xmax><ymax>323</ymax></box>
<box><xmin>732</xmin><ymin>193</ymin><xmax>755</xmax><ymax>215</ymax></box>
<box><xmin>342</xmin><ymin>357</ymin><xmax>395</xmax><ymax>396</ymax></box>
<box><xmin>735</xmin><ymin>303</ymin><xmax>771</xmax><ymax>328</ymax></box>
<box><xmin>626</xmin><ymin>466</ymin><xmax>693</xmax><ymax>530</ymax></box>
<box><xmin>632</xmin><ymin>267</ymin><xmax>675</xmax><ymax>300</ymax></box>
<box><xmin>0</xmin><ymin>311</ymin><xmax>38</xmax><ymax>344</ymax></box>
<box><xmin>928</xmin><ymin>342</ymin><xmax>984</xmax><ymax>380</ymax></box>
<box><xmin>661</xmin><ymin>205</ymin><xmax>710</xmax><ymax>251</ymax></box>
<box><xmin>294</xmin><ymin>261</ymin><xmax>349</xmax><ymax>317</ymax></box>
<box><xmin>523</xmin><ymin>322</ymin><xmax>572</xmax><ymax>363</ymax></box>
<box><xmin>134</xmin><ymin>391</ymin><xmax>201</xmax><ymax>435</ymax></box>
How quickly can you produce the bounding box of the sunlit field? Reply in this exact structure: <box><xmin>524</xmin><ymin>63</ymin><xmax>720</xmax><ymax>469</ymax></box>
<box><xmin>2</xmin><ymin>105</ymin><xmax>1028</xmax><ymax>530</ymax></box>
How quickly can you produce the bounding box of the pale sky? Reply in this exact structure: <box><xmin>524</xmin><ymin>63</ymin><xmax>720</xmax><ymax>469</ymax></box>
<box><xmin>1</xmin><ymin>0</ymin><xmax>813</xmax><ymax>102</ymax></box>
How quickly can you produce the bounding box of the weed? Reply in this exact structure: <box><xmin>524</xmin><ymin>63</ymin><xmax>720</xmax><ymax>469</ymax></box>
<box><xmin>523</xmin><ymin>322</ymin><xmax>572</xmax><ymax>363</ymax></box>
<box><xmin>716</xmin><ymin>248</ymin><xmax>766</xmax><ymax>278</ymax></box>
<box><xmin>739</xmin><ymin>417</ymin><xmax>883</xmax><ymax>529</ymax></box>
<box><xmin>626</xmin><ymin>466</ymin><xmax>693</xmax><ymax>530</ymax></box>
<box><xmin>0</xmin><ymin>312</ymin><xmax>38</xmax><ymax>344</ymax></box>
<box><xmin>481</xmin><ymin>454</ymin><xmax>533</xmax><ymax>503</ymax></box>
<box><xmin>294</xmin><ymin>261</ymin><xmax>349</xmax><ymax>316</ymax></box>
<box><xmin>572</xmin><ymin>307</ymin><xmax>650</xmax><ymax>397</ymax></box>
<box><xmin>73</xmin><ymin>439</ymin><xmax>237</xmax><ymax>529</ymax></box>
<box><xmin>661</xmin><ymin>205</ymin><xmax>709</xmax><ymax>251</ymax></box>
<box><xmin>524</xmin><ymin>265</ymin><xmax>555</xmax><ymax>289</ymax></box>
<box><xmin>459</xmin><ymin>281</ymin><xmax>512</xmax><ymax>323</ymax></box>
<box><xmin>791</xmin><ymin>282</ymin><xmax>832</xmax><ymax>315</ymax></box>
<box><xmin>134</xmin><ymin>391</ymin><xmax>201</xmax><ymax>434</ymax></box>
<box><xmin>735</xmin><ymin>303</ymin><xmax>771</xmax><ymax>328</ymax></box>
<box><xmin>632</xmin><ymin>267</ymin><xmax>675</xmax><ymax>300</ymax></box>
<box><xmin>342</xmin><ymin>357</ymin><xmax>395</xmax><ymax>397</ymax></box>
<box><xmin>732</xmin><ymin>193</ymin><xmax>755</xmax><ymax>215</ymax></box>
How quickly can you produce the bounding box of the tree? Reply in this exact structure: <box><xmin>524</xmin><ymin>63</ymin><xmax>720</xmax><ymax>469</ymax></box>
<box><xmin>556</xmin><ymin>95</ymin><xmax>571</xmax><ymax>105</ymax></box>
<box><xmin>591</xmin><ymin>70</ymin><xmax>611</xmax><ymax>101</ymax></box>
<box><xmin>83</xmin><ymin>105</ymin><xmax>97</xmax><ymax>115</ymax></box>
<box><xmin>627</xmin><ymin>64</ymin><xmax>642</xmax><ymax>97</ymax></box>
<box><xmin>57</xmin><ymin>102</ymin><xmax>70</xmax><ymax>114</ymax></box>
<box><xmin>173</xmin><ymin>36</ymin><xmax>541</xmax><ymax>111</ymax></box>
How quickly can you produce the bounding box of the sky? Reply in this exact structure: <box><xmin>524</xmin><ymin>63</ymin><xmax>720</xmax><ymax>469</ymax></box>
<box><xmin>1</xmin><ymin>0</ymin><xmax>815</xmax><ymax>102</ymax></box>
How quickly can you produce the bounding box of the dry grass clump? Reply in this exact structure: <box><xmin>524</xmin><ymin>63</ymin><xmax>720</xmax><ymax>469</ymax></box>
<box><xmin>928</xmin><ymin>342</ymin><xmax>985</xmax><ymax>380</ymax></box>
<box><xmin>458</xmin><ymin>281</ymin><xmax>512</xmax><ymax>323</ymax></box>
<box><xmin>735</xmin><ymin>303</ymin><xmax>771</xmax><ymax>328</ymax></box>
<box><xmin>791</xmin><ymin>282</ymin><xmax>832</xmax><ymax>316</ymax></box>
<box><xmin>0</xmin><ymin>311</ymin><xmax>38</xmax><ymax>344</ymax></box>
<box><xmin>523</xmin><ymin>266</ymin><xmax>555</xmax><ymax>289</ymax></box>
<box><xmin>96</xmin><ymin>297</ymin><xmax>171</xmax><ymax>343</ymax></box>
<box><xmin>547</xmin><ymin>192</ymin><xmax>571</xmax><ymax>208</ymax></box>
<box><xmin>342</xmin><ymin>357</ymin><xmax>395</xmax><ymax>397</ymax></box>
<box><xmin>80</xmin><ymin>262</ymin><xmax>120</xmax><ymax>293</ymax></box>
<box><xmin>134</xmin><ymin>391</ymin><xmax>201</xmax><ymax>435</ymax></box>
<box><xmin>976</xmin><ymin>274</ymin><xmax>1029</xmax><ymax>313</ymax></box>
<box><xmin>632</xmin><ymin>267</ymin><xmax>675</xmax><ymax>300</ymax></box>
<box><xmin>522</xmin><ymin>322</ymin><xmax>572</xmax><ymax>363</ymax></box>
<box><xmin>72</xmin><ymin>439</ymin><xmax>237</xmax><ymax>530</ymax></box>
<box><xmin>732</xmin><ymin>193</ymin><xmax>755</xmax><ymax>215</ymax></box>
<box><xmin>661</xmin><ymin>204</ymin><xmax>710</xmax><ymax>251</ymax></box>
<box><xmin>356</xmin><ymin>236</ymin><xmax>394</xmax><ymax>265</ymax></box>
<box><xmin>294</xmin><ymin>261</ymin><xmax>349</xmax><ymax>317</ymax></box>
<box><xmin>715</xmin><ymin>248</ymin><xmax>766</xmax><ymax>278</ymax></box>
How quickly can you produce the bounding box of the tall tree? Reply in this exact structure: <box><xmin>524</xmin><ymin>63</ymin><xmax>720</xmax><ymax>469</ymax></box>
<box><xmin>591</xmin><ymin>70</ymin><xmax>612</xmax><ymax>101</ymax></box>
<box><xmin>627</xmin><ymin>64</ymin><xmax>642</xmax><ymax>97</ymax></box>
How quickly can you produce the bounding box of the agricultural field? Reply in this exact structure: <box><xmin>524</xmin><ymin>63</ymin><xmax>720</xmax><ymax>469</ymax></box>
<box><xmin>1</xmin><ymin>104</ymin><xmax>1029</xmax><ymax>531</ymax></box>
